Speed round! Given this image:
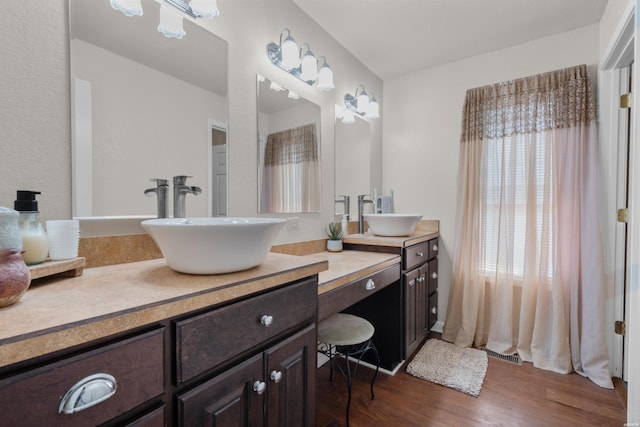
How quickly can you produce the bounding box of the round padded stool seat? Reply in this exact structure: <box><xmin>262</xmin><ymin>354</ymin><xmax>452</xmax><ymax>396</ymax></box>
<box><xmin>318</xmin><ymin>313</ymin><xmax>374</xmax><ymax>346</ymax></box>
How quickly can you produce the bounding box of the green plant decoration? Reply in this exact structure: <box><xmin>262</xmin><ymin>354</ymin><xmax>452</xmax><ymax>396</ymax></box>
<box><xmin>326</xmin><ymin>222</ymin><xmax>344</xmax><ymax>240</ymax></box>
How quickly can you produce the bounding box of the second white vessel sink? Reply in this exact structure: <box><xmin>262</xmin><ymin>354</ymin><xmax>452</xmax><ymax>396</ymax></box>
<box><xmin>141</xmin><ymin>217</ymin><xmax>286</xmax><ymax>274</ymax></box>
<box><xmin>362</xmin><ymin>213</ymin><xmax>423</xmax><ymax>237</ymax></box>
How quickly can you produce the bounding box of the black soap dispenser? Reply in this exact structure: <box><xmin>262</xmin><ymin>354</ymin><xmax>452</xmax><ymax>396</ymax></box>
<box><xmin>14</xmin><ymin>191</ymin><xmax>49</xmax><ymax>265</ymax></box>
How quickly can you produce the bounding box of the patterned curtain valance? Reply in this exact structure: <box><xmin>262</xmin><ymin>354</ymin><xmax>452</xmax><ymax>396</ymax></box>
<box><xmin>263</xmin><ymin>123</ymin><xmax>318</xmax><ymax>166</ymax></box>
<box><xmin>461</xmin><ymin>64</ymin><xmax>596</xmax><ymax>142</ymax></box>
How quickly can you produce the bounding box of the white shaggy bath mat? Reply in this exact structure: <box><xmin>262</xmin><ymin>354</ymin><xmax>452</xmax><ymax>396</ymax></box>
<box><xmin>406</xmin><ymin>339</ymin><xmax>488</xmax><ymax>397</ymax></box>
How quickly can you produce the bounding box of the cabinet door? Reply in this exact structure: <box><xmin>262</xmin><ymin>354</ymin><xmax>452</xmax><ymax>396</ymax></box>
<box><xmin>404</xmin><ymin>268</ymin><xmax>419</xmax><ymax>357</ymax></box>
<box><xmin>177</xmin><ymin>353</ymin><xmax>265</xmax><ymax>427</ymax></box>
<box><xmin>428</xmin><ymin>257</ymin><xmax>438</xmax><ymax>296</ymax></box>
<box><xmin>264</xmin><ymin>325</ymin><xmax>316</xmax><ymax>427</ymax></box>
<box><xmin>417</xmin><ymin>265</ymin><xmax>428</xmax><ymax>340</ymax></box>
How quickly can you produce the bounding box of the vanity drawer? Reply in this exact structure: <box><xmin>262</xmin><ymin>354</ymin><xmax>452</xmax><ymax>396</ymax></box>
<box><xmin>318</xmin><ymin>264</ymin><xmax>400</xmax><ymax>322</ymax></box>
<box><xmin>0</xmin><ymin>328</ymin><xmax>165</xmax><ymax>427</ymax></box>
<box><xmin>175</xmin><ymin>278</ymin><xmax>317</xmax><ymax>384</ymax></box>
<box><xmin>428</xmin><ymin>238</ymin><xmax>439</xmax><ymax>260</ymax></box>
<box><xmin>404</xmin><ymin>241</ymin><xmax>430</xmax><ymax>271</ymax></box>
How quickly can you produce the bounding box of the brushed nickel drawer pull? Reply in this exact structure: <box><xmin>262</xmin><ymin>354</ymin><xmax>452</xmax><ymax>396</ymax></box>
<box><xmin>253</xmin><ymin>380</ymin><xmax>267</xmax><ymax>394</ymax></box>
<box><xmin>260</xmin><ymin>314</ymin><xmax>274</xmax><ymax>327</ymax></box>
<box><xmin>58</xmin><ymin>373</ymin><xmax>117</xmax><ymax>414</ymax></box>
<box><xmin>409</xmin><ymin>278</ymin><xmax>416</xmax><ymax>287</ymax></box>
<box><xmin>416</xmin><ymin>252</ymin><xmax>424</xmax><ymax>257</ymax></box>
<box><xmin>365</xmin><ymin>279</ymin><xmax>376</xmax><ymax>291</ymax></box>
<box><xmin>270</xmin><ymin>370</ymin><xmax>283</xmax><ymax>383</ymax></box>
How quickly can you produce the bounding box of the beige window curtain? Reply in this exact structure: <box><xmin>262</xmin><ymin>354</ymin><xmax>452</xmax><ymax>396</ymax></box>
<box><xmin>260</xmin><ymin>123</ymin><xmax>320</xmax><ymax>213</ymax></box>
<box><xmin>442</xmin><ymin>64</ymin><xmax>613</xmax><ymax>388</ymax></box>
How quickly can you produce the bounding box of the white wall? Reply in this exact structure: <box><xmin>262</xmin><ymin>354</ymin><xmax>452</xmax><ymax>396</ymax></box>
<box><xmin>0</xmin><ymin>0</ymin><xmax>383</xmax><ymax>242</ymax></box>
<box><xmin>383</xmin><ymin>24</ymin><xmax>600</xmax><ymax>329</ymax></box>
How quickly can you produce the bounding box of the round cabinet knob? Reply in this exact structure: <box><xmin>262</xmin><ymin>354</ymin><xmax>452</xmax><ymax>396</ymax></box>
<box><xmin>416</xmin><ymin>252</ymin><xmax>424</xmax><ymax>257</ymax></box>
<box><xmin>409</xmin><ymin>278</ymin><xmax>416</xmax><ymax>287</ymax></box>
<box><xmin>253</xmin><ymin>380</ymin><xmax>267</xmax><ymax>395</ymax></box>
<box><xmin>432</xmin><ymin>272</ymin><xmax>438</xmax><ymax>279</ymax></box>
<box><xmin>260</xmin><ymin>315</ymin><xmax>274</xmax><ymax>327</ymax></box>
<box><xmin>431</xmin><ymin>307</ymin><xmax>437</xmax><ymax>314</ymax></box>
<box><xmin>432</xmin><ymin>244</ymin><xmax>438</xmax><ymax>252</ymax></box>
<box><xmin>270</xmin><ymin>370</ymin><xmax>283</xmax><ymax>383</ymax></box>
<box><xmin>365</xmin><ymin>279</ymin><xmax>376</xmax><ymax>291</ymax></box>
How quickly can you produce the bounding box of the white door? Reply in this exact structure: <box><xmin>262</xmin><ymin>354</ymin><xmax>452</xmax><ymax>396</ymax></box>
<box><xmin>212</xmin><ymin>143</ymin><xmax>227</xmax><ymax>217</ymax></box>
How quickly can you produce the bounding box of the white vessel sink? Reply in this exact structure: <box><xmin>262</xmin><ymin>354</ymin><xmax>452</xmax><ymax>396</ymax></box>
<box><xmin>141</xmin><ymin>217</ymin><xmax>286</xmax><ymax>274</ymax></box>
<box><xmin>362</xmin><ymin>213</ymin><xmax>423</xmax><ymax>237</ymax></box>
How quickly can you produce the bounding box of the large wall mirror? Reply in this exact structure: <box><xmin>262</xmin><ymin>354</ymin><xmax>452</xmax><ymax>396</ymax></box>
<box><xmin>69</xmin><ymin>0</ymin><xmax>228</xmax><ymax>219</ymax></box>
<box><xmin>257</xmin><ymin>75</ymin><xmax>321</xmax><ymax>213</ymax></box>
<box><xmin>334</xmin><ymin>106</ymin><xmax>371</xmax><ymax>220</ymax></box>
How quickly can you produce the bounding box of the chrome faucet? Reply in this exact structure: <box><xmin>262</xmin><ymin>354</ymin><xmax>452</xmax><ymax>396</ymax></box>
<box><xmin>357</xmin><ymin>194</ymin><xmax>375</xmax><ymax>234</ymax></box>
<box><xmin>335</xmin><ymin>195</ymin><xmax>351</xmax><ymax>220</ymax></box>
<box><xmin>173</xmin><ymin>175</ymin><xmax>202</xmax><ymax>218</ymax></box>
<box><xmin>144</xmin><ymin>178</ymin><xmax>169</xmax><ymax>218</ymax></box>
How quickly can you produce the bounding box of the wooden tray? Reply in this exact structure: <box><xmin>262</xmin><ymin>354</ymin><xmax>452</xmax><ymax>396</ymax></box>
<box><xmin>28</xmin><ymin>257</ymin><xmax>86</xmax><ymax>280</ymax></box>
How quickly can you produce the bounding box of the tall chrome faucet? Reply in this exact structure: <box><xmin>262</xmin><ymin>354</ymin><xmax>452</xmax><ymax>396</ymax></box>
<box><xmin>144</xmin><ymin>178</ymin><xmax>169</xmax><ymax>218</ymax></box>
<box><xmin>173</xmin><ymin>175</ymin><xmax>202</xmax><ymax>218</ymax></box>
<box><xmin>357</xmin><ymin>194</ymin><xmax>375</xmax><ymax>234</ymax></box>
<box><xmin>335</xmin><ymin>195</ymin><xmax>351</xmax><ymax>220</ymax></box>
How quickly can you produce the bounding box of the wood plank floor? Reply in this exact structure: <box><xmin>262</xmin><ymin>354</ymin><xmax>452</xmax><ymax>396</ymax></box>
<box><xmin>317</xmin><ymin>338</ymin><xmax>627</xmax><ymax>427</ymax></box>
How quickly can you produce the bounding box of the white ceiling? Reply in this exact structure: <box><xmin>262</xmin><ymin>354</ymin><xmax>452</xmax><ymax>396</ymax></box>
<box><xmin>292</xmin><ymin>0</ymin><xmax>609</xmax><ymax>80</ymax></box>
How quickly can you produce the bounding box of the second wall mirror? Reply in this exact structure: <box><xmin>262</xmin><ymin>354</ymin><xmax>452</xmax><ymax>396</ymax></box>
<box><xmin>257</xmin><ymin>75</ymin><xmax>321</xmax><ymax>213</ymax></box>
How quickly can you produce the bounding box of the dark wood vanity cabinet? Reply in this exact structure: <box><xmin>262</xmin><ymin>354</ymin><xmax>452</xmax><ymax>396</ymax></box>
<box><xmin>403</xmin><ymin>238</ymin><xmax>439</xmax><ymax>358</ymax></box>
<box><xmin>0</xmin><ymin>276</ymin><xmax>318</xmax><ymax>427</ymax></box>
<box><xmin>175</xmin><ymin>278</ymin><xmax>317</xmax><ymax>427</ymax></box>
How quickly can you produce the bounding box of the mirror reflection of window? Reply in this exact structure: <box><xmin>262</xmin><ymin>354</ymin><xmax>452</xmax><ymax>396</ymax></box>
<box><xmin>257</xmin><ymin>76</ymin><xmax>321</xmax><ymax>213</ymax></box>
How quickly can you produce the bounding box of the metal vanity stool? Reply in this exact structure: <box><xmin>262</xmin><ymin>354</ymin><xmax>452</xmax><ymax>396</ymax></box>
<box><xmin>317</xmin><ymin>313</ymin><xmax>380</xmax><ymax>427</ymax></box>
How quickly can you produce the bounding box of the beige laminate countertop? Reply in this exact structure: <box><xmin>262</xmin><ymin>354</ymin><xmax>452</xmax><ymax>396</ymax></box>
<box><xmin>0</xmin><ymin>252</ymin><xmax>328</xmax><ymax>368</ymax></box>
<box><xmin>343</xmin><ymin>229</ymin><xmax>440</xmax><ymax>248</ymax></box>
<box><xmin>0</xmin><ymin>248</ymin><xmax>404</xmax><ymax>369</ymax></box>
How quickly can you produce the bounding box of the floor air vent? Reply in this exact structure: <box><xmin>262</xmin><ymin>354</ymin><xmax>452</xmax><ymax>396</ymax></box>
<box><xmin>480</xmin><ymin>347</ymin><xmax>523</xmax><ymax>365</ymax></box>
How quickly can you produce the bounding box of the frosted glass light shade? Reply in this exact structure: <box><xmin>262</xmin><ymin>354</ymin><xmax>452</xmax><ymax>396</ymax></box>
<box><xmin>110</xmin><ymin>0</ymin><xmax>143</xmax><ymax>16</ymax></box>
<box><xmin>316</xmin><ymin>64</ymin><xmax>335</xmax><ymax>91</ymax></box>
<box><xmin>158</xmin><ymin>5</ymin><xmax>186</xmax><ymax>39</ymax></box>
<box><xmin>342</xmin><ymin>109</ymin><xmax>356</xmax><ymax>124</ymax></box>
<box><xmin>356</xmin><ymin>92</ymin><xmax>369</xmax><ymax>114</ymax></box>
<box><xmin>281</xmin><ymin>37</ymin><xmax>300</xmax><ymax>70</ymax></box>
<box><xmin>366</xmin><ymin>98</ymin><xmax>380</xmax><ymax>119</ymax></box>
<box><xmin>189</xmin><ymin>0</ymin><xmax>219</xmax><ymax>18</ymax></box>
<box><xmin>300</xmin><ymin>52</ymin><xmax>318</xmax><ymax>82</ymax></box>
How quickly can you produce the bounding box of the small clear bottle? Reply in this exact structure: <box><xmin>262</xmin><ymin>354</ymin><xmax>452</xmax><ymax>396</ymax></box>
<box><xmin>14</xmin><ymin>191</ymin><xmax>48</xmax><ymax>265</ymax></box>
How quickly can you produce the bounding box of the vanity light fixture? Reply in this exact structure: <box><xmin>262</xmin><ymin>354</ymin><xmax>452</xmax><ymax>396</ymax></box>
<box><xmin>344</xmin><ymin>85</ymin><xmax>380</xmax><ymax>119</ymax></box>
<box><xmin>266</xmin><ymin>29</ymin><xmax>335</xmax><ymax>90</ymax></box>
<box><xmin>111</xmin><ymin>0</ymin><xmax>219</xmax><ymax>39</ymax></box>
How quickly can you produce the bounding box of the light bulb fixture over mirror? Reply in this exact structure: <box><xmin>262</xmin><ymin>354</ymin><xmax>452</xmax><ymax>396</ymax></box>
<box><xmin>110</xmin><ymin>0</ymin><xmax>219</xmax><ymax>39</ymax></box>
<box><xmin>266</xmin><ymin>29</ymin><xmax>335</xmax><ymax>90</ymax></box>
<box><xmin>344</xmin><ymin>85</ymin><xmax>380</xmax><ymax>119</ymax></box>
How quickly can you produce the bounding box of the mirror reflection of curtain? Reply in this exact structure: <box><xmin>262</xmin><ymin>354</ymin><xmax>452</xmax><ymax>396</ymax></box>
<box><xmin>260</xmin><ymin>123</ymin><xmax>320</xmax><ymax>212</ymax></box>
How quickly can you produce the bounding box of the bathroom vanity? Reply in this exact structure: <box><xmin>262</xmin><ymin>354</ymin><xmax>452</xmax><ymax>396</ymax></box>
<box><xmin>343</xmin><ymin>222</ymin><xmax>439</xmax><ymax>362</ymax></box>
<box><xmin>0</xmin><ymin>255</ymin><xmax>326</xmax><ymax>426</ymax></box>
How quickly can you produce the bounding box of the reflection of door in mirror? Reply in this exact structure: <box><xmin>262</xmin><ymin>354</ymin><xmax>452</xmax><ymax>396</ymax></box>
<box><xmin>257</xmin><ymin>76</ymin><xmax>321</xmax><ymax>213</ymax></box>
<box><xmin>334</xmin><ymin>108</ymin><xmax>371</xmax><ymax>220</ymax></box>
<box><xmin>69</xmin><ymin>0</ymin><xmax>228</xmax><ymax>219</ymax></box>
<box><xmin>210</xmin><ymin>122</ymin><xmax>227</xmax><ymax>217</ymax></box>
